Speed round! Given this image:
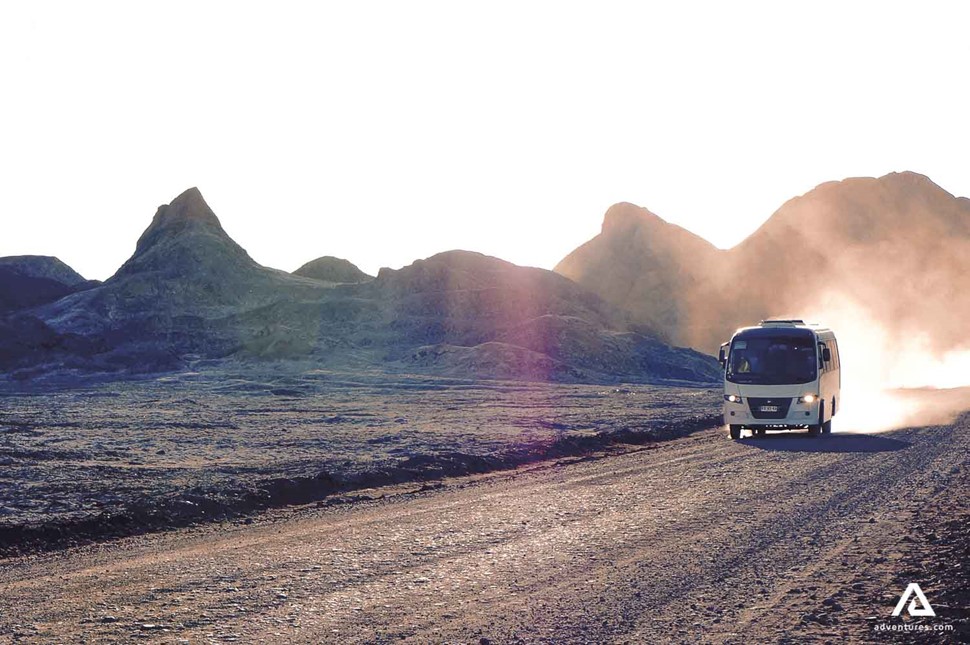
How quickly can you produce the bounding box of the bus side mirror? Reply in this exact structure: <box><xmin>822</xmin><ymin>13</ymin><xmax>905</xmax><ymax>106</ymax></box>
<box><xmin>822</xmin><ymin>347</ymin><xmax>831</xmax><ymax>362</ymax></box>
<box><xmin>718</xmin><ymin>346</ymin><xmax>727</xmax><ymax>367</ymax></box>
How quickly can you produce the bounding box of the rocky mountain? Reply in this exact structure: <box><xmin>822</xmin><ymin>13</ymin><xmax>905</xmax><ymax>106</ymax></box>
<box><xmin>0</xmin><ymin>189</ymin><xmax>720</xmax><ymax>384</ymax></box>
<box><xmin>294</xmin><ymin>256</ymin><xmax>372</xmax><ymax>283</ymax></box>
<box><xmin>372</xmin><ymin>250</ymin><xmax>615</xmax><ymax>348</ymax></box>
<box><xmin>555</xmin><ymin>203</ymin><xmax>725</xmax><ymax>349</ymax></box>
<box><xmin>0</xmin><ymin>256</ymin><xmax>97</xmax><ymax>313</ymax></box>
<box><xmin>13</xmin><ymin>188</ymin><xmax>334</xmax><ymax>373</ymax></box>
<box><xmin>362</xmin><ymin>250</ymin><xmax>716</xmax><ymax>382</ymax></box>
<box><xmin>726</xmin><ymin>172</ymin><xmax>970</xmax><ymax>353</ymax></box>
<box><xmin>557</xmin><ymin>172</ymin><xmax>970</xmax><ymax>354</ymax></box>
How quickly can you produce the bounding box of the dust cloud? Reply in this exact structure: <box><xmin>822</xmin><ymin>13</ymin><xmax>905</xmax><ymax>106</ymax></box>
<box><xmin>798</xmin><ymin>293</ymin><xmax>970</xmax><ymax>433</ymax></box>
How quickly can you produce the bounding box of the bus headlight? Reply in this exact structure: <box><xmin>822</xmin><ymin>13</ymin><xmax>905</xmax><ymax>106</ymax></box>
<box><xmin>724</xmin><ymin>394</ymin><xmax>743</xmax><ymax>403</ymax></box>
<box><xmin>798</xmin><ymin>394</ymin><xmax>817</xmax><ymax>404</ymax></box>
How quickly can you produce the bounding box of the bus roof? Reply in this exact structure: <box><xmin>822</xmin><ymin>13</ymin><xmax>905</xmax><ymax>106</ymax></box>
<box><xmin>731</xmin><ymin>320</ymin><xmax>835</xmax><ymax>339</ymax></box>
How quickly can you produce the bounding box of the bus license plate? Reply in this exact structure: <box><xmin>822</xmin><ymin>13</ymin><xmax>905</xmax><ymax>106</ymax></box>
<box><xmin>760</xmin><ymin>405</ymin><xmax>780</xmax><ymax>412</ymax></box>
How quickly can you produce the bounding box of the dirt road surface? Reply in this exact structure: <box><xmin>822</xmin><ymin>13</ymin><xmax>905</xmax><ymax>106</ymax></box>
<box><xmin>1</xmin><ymin>417</ymin><xmax>967</xmax><ymax>643</ymax></box>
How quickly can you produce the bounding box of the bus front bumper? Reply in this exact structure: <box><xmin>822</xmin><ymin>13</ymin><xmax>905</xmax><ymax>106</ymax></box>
<box><xmin>723</xmin><ymin>398</ymin><xmax>820</xmax><ymax>428</ymax></box>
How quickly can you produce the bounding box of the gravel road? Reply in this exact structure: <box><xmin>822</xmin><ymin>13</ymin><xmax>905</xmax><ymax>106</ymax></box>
<box><xmin>1</xmin><ymin>416</ymin><xmax>967</xmax><ymax>644</ymax></box>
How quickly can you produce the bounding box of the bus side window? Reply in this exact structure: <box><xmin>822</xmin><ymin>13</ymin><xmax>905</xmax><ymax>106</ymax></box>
<box><xmin>832</xmin><ymin>340</ymin><xmax>840</xmax><ymax>370</ymax></box>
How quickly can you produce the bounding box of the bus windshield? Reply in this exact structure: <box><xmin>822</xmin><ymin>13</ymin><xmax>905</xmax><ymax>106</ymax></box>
<box><xmin>726</xmin><ymin>334</ymin><xmax>818</xmax><ymax>385</ymax></box>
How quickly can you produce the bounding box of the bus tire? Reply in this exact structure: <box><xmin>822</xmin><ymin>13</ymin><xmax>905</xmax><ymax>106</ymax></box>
<box><xmin>809</xmin><ymin>401</ymin><xmax>825</xmax><ymax>436</ymax></box>
<box><xmin>729</xmin><ymin>424</ymin><xmax>742</xmax><ymax>440</ymax></box>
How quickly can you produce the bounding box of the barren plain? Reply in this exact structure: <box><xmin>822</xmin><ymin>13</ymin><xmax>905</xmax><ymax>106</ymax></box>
<box><xmin>0</xmin><ymin>368</ymin><xmax>719</xmax><ymax>555</ymax></box>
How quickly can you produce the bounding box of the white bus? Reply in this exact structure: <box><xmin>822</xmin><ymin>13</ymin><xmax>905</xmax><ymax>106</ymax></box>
<box><xmin>719</xmin><ymin>320</ymin><xmax>841</xmax><ymax>439</ymax></box>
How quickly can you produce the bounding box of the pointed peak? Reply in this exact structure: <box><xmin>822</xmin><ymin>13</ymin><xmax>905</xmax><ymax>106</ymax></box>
<box><xmin>174</xmin><ymin>186</ymin><xmax>202</xmax><ymax>198</ymax></box>
<box><xmin>601</xmin><ymin>202</ymin><xmax>667</xmax><ymax>234</ymax></box>
<box><xmin>155</xmin><ymin>187</ymin><xmax>218</xmax><ymax>226</ymax></box>
<box><xmin>132</xmin><ymin>187</ymin><xmax>225</xmax><ymax>255</ymax></box>
<box><xmin>170</xmin><ymin>185</ymin><xmax>205</xmax><ymax>205</ymax></box>
<box><xmin>111</xmin><ymin>187</ymin><xmax>255</xmax><ymax>280</ymax></box>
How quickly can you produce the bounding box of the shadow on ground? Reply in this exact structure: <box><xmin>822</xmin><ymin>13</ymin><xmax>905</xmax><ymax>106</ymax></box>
<box><xmin>739</xmin><ymin>431</ymin><xmax>911</xmax><ymax>453</ymax></box>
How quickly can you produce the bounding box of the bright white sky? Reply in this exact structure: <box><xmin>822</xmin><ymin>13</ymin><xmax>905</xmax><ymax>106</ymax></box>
<box><xmin>2</xmin><ymin>1</ymin><xmax>968</xmax><ymax>281</ymax></box>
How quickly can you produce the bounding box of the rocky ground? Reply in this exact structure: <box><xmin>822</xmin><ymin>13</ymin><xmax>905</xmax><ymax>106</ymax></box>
<box><xmin>0</xmin><ymin>369</ymin><xmax>719</xmax><ymax>555</ymax></box>
<box><xmin>0</xmin><ymin>397</ymin><xmax>966</xmax><ymax>643</ymax></box>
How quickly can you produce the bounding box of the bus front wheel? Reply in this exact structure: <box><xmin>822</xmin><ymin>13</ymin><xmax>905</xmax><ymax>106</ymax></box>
<box><xmin>729</xmin><ymin>424</ymin><xmax>742</xmax><ymax>440</ymax></box>
<box><xmin>809</xmin><ymin>402</ymin><xmax>825</xmax><ymax>436</ymax></box>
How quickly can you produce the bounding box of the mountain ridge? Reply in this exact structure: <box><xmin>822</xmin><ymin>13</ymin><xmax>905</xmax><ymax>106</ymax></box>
<box><xmin>1</xmin><ymin>190</ymin><xmax>719</xmax><ymax>384</ymax></box>
<box><xmin>556</xmin><ymin>171</ymin><xmax>970</xmax><ymax>354</ymax></box>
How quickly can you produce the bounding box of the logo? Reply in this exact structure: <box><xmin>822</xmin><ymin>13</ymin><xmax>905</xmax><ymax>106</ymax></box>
<box><xmin>892</xmin><ymin>583</ymin><xmax>936</xmax><ymax>617</ymax></box>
